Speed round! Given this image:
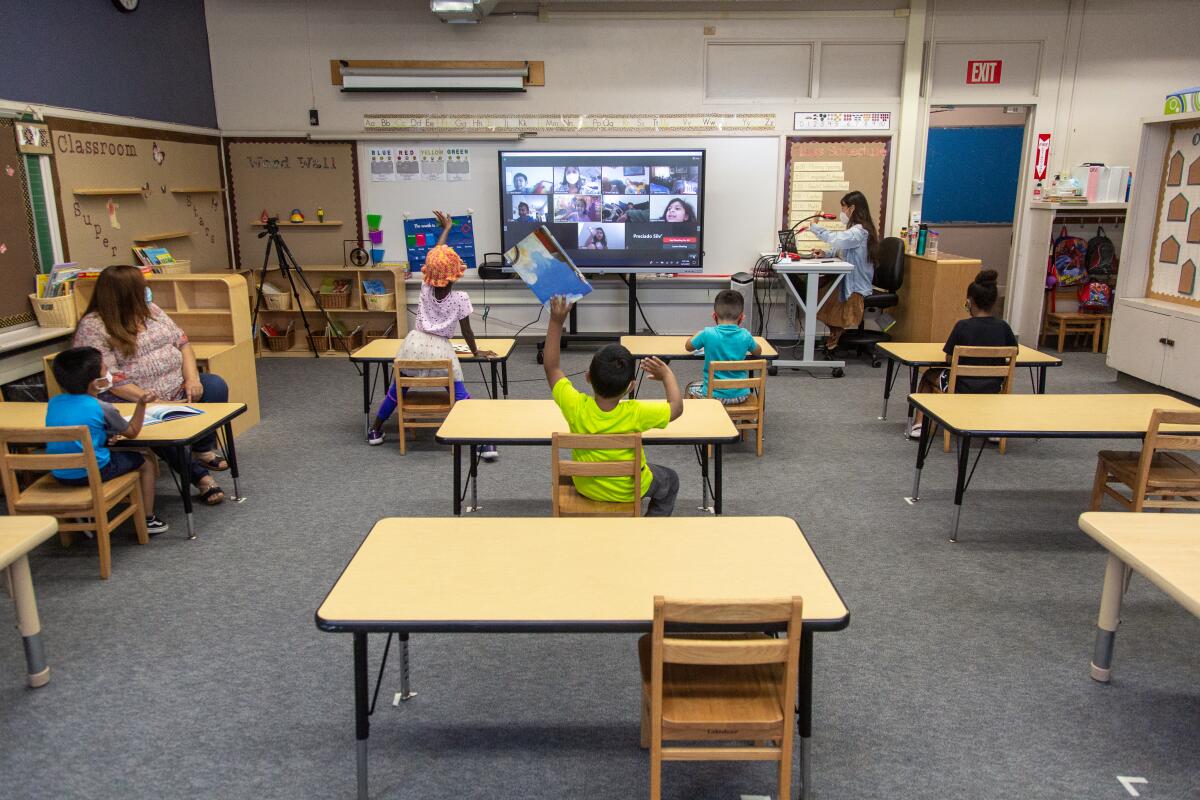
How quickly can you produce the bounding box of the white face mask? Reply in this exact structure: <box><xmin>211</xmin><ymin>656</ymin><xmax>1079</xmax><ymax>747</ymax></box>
<box><xmin>93</xmin><ymin>371</ymin><xmax>113</xmax><ymax>393</ymax></box>
<box><xmin>838</xmin><ymin>211</ymin><xmax>850</xmax><ymax>225</ymax></box>
<box><xmin>145</xmin><ymin>286</ymin><xmax>153</xmax><ymax>304</ymax></box>
<box><xmin>566</xmin><ymin>171</ymin><xmax>579</xmax><ymax>185</ymax></box>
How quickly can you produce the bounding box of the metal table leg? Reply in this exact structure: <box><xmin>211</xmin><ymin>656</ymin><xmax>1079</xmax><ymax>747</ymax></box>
<box><xmin>905</xmin><ymin>419</ymin><xmax>932</xmax><ymax>504</ymax></box>
<box><xmin>905</xmin><ymin>366</ymin><xmax>920</xmax><ymax>430</ymax></box>
<box><xmin>452</xmin><ymin>445</ymin><xmax>462</xmax><ymax>516</ymax></box>
<box><xmin>950</xmin><ymin>435</ymin><xmax>971</xmax><ymax>542</ymax></box>
<box><xmin>490</xmin><ymin>362</ymin><xmax>499</xmax><ymax>400</ymax></box>
<box><xmin>1038</xmin><ymin>365</ymin><xmax>1048</xmax><ymax>394</ymax></box>
<box><xmin>361</xmin><ymin>361</ymin><xmax>372</xmax><ymax>435</ymax></box>
<box><xmin>697</xmin><ymin>445</ymin><xmax>711</xmax><ymax>513</ymax></box>
<box><xmin>8</xmin><ymin>555</ymin><xmax>49</xmax><ymax>688</ymax></box>
<box><xmin>465</xmin><ymin>445</ymin><xmax>481</xmax><ymax>513</ymax></box>
<box><xmin>176</xmin><ymin>444</ymin><xmax>196</xmax><ymax>540</ymax></box>
<box><xmin>501</xmin><ymin>361</ymin><xmax>509</xmax><ymax>398</ymax></box>
<box><xmin>1090</xmin><ymin>554</ymin><xmax>1125</xmax><ymax>682</ymax></box>
<box><xmin>714</xmin><ymin>444</ymin><xmax>723</xmax><ymax>515</ymax></box>
<box><xmin>797</xmin><ymin>627</ymin><xmax>814</xmax><ymax>800</ymax></box>
<box><xmin>880</xmin><ymin>357</ymin><xmax>896</xmax><ymax>420</ymax></box>
<box><xmin>223</xmin><ymin>421</ymin><xmax>244</xmax><ymax>503</ymax></box>
<box><xmin>354</xmin><ymin>632</ymin><xmax>370</xmax><ymax>800</ymax></box>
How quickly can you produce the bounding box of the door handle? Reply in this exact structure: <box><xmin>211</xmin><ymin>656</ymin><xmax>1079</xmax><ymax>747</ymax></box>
<box><xmin>1158</xmin><ymin>337</ymin><xmax>1167</xmax><ymax>344</ymax></box>
<box><xmin>1166</xmin><ymin>338</ymin><xmax>1176</xmax><ymax>347</ymax></box>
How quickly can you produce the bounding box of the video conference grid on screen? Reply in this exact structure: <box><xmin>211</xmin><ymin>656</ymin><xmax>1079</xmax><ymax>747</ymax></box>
<box><xmin>499</xmin><ymin>150</ymin><xmax>704</xmax><ymax>271</ymax></box>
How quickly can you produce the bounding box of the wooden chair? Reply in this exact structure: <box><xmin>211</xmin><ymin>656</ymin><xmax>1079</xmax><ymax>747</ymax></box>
<box><xmin>639</xmin><ymin>596</ymin><xmax>804</xmax><ymax>800</ymax></box>
<box><xmin>393</xmin><ymin>359</ymin><xmax>456</xmax><ymax>455</ymax></box>
<box><xmin>940</xmin><ymin>345</ymin><xmax>1018</xmax><ymax>455</ymax></box>
<box><xmin>0</xmin><ymin>427</ymin><xmax>149</xmax><ymax>580</ymax></box>
<box><xmin>551</xmin><ymin>432</ymin><xmax>642</xmax><ymax>517</ymax></box>
<box><xmin>1090</xmin><ymin>408</ymin><xmax>1200</xmax><ymax>512</ymax></box>
<box><xmin>706</xmin><ymin>359</ymin><xmax>768</xmax><ymax>457</ymax></box>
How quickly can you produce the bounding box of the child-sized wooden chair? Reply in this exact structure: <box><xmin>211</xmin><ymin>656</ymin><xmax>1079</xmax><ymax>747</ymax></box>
<box><xmin>706</xmin><ymin>359</ymin><xmax>768</xmax><ymax>457</ymax></box>
<box><xmin>551</xmin><ymin>432</ymin><xmax>642</xmax><ymax>517</ymax></box>
<box><xmin>940</xmin><ymin>345</ymin><xmax>1018</xmax><ymax>455</ymax></box>
<box><xmin>638</xmin><ymin>596</ymin><xmax>804</xmax><ymax>800</ymax></box>
<box><xmin>1090</xmin><ymin>408</ymin><xmax>1200</xmax><ymax>512</ymax></box>
<box><xmin>0</xmin><ymin>427</ymin><xmax>149</xmax><ymax>580</ymax></box>
<box><xmin>392</xmin><ymin>359</ymin><xmax>456</xmax><ymax>455</ymax></box>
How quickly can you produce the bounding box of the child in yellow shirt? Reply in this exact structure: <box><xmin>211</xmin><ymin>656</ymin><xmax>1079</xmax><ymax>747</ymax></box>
<box><xmin>543</xmin><ymin>296</ymin><xmax>682</xmax><ymax>515</ymax></box>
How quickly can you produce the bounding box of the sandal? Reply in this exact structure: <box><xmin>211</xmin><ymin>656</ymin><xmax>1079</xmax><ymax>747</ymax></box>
<box><xmin>196</xmin><ymin>484</ymin><xmax>225</xmax><ymax>506</ymax></box>
<box><xmin>193</xmin><ymin>451</ymin><xmax>230</xmax><ymax>471</ymax></box>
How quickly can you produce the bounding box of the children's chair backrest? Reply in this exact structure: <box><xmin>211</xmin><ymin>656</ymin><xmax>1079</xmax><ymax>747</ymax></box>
<box><xmin>393</xmin><ymin>359</ymin><xmax>456</xmax><ymax>412</ymax></box>
<box><xmin>1134</xmin><ymin>408</ymin><xmax>1200</xmax><ymax>500</ymax></box>
<box><xmin>707</xmin><ymin>359</ymin><xmax>767</xmax><ymax>398</ymax></box>
<box><xmin>947</xmin><ymin>346</ymin><xmax>1018</xmax><ymax>394</ymax></box>
<box><xmin>551</xmin><ymin>432</ymin><xmax>643</xmax><ymax>515</ymax></box>
<box><xmin>0</xmin><ymin>426</ymin><xmax>104</xmax><ymax>511</ymax></box>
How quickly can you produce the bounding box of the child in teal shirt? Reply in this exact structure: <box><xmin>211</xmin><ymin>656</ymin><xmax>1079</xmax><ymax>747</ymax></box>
<box><xmin>685</xmin><ymin>289</ymin><xmax>762</xmax><ymax>404</ymax></box>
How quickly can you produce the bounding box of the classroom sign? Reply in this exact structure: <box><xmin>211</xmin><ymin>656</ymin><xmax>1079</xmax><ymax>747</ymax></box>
<box><xmin>404</xmin><ymin>215</ymin><xmax>476</xmax><ymax>270</ymax></box>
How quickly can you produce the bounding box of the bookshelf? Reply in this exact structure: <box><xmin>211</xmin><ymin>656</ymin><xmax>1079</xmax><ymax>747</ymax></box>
<box><xmin>245</xmin><ymin>265</ymin><xmax>408</xmax><ymax>357</ymax></box>
<box><xmin>72</xmin><ymin>187</ymin><xmax>144</xmax><ymax>196</ymax></box>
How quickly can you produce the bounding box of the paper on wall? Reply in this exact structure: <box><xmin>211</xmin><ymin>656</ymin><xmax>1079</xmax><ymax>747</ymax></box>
<box><xmin>395</xmin><ymin>148</ymin><xmax>419</xmax><ymax>180</ymax></box>
<box><xmin>793</xmin><ymin>172</ymin><xmax>845</xmax><ymax>184</ymax></box>
<box><xmin>790</xmin><ymin>192</ymin><xmax>824</xmax><ymax>202</ymax></box>
<box><xmin>445</xmin><ymin>147</ymin><xmax>471</xmax><ymax>181</ymax></box>
<box><xmin>419</xmin><ymin>148</ymin><xmax>446</xmax><ymax>180</ymax></box>
<box><xmin>791</xmin><ymin>181</ymin><xmax>849</xmax><ymax>191</ymax></box>
<box><xmin>792</xmin><ymin>162</ymin><xmax>843</xmax><ymax>171</ymax></box>
<box><xmin>369</xmin><ymin>147</ymin><xmax>396</xmax><ymax>182</ymax></box>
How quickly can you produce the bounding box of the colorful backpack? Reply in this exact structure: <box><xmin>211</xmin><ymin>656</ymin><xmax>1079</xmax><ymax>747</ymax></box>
<box><xmin>1077</xmin><ymin>280</ymin><xmax>1113</xmax><ymax>312</ymax></box>
<box><xmin>1048</xmin><ymin>226</ymin><xmax>1089</xmax><ymax>287</ymax></box>
<box><xmin>1085</xmin><ymin>226</ymin><xmax>1118</xmax><ymax>278</ymax></box>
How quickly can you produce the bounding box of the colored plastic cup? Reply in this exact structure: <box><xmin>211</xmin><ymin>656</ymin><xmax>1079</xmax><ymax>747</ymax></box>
<box><xmin>368</xmin><ymin>229</ymin><xmax>384</xmax><ymax>244</ymax></box>
<box><xmin>370</xmin><ymin>248</ymin><xmax>385</xmax><ymax>264</ymax></box>
<box><xmin>366</xmin><ymin>214</ymin><xmax>382</xmax><ymax>230</ymax></box>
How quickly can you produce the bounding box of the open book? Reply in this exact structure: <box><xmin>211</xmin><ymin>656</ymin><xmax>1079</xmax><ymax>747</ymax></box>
<box><xmin>504</xmin><ymin>226</ymin><xmax>593</xmax><ymax>305</ymax></box>
<box><xmin>123</xmin><ymin>405</ymin><xmax>205</xmax><ymax>426</ymax></box>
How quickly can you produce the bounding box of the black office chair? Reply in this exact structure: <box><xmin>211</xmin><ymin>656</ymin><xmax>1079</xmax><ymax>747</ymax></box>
<box><xmin>833</xmin><ymin>235</ymin><xmax>904</xmax><ymax>367</ymax></box>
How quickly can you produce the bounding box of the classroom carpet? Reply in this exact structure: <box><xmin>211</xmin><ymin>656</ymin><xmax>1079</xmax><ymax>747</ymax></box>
<box><xmin>1</xmin><ymin>344</ymin><xmax>1197</xmax><ymax>800</ymax></box>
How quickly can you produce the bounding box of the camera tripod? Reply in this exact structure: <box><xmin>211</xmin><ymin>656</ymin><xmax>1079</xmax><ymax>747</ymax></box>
<box><xmin>250</xmin><ymin>217</ymin><xmax>356</xmax><ymax>361</ymax></box>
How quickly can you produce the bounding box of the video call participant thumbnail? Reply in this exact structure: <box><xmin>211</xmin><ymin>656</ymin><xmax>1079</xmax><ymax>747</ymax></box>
<box><xmin>505</xmin><ymin>166</ymin><xmax>553</xmax><ymax>194</ymax></box>
<box><xmin>649</xmin><ymin>195</ymin><xmax>698</xmax><ymax>223</ymax></box>
<box><xmin>578</xmin><ymin>223</ymin><xmax>625</xmax><ymax>250</ymax></box>
<box><xmin>554</xmin><ymin>166</ymin><xmax>601</xmax><ymax>195</ymax></box>
<box><xmin>554</xmin><ymin>195</ymin><xmax>601</xmax><ymax>222</ymax></box>
<box><xmin>602</xmin><ymin>196</ymin><xmax>650</xmax><ymax>223</ymax></box>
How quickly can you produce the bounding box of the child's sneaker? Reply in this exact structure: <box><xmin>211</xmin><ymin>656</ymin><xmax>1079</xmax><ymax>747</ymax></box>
<box><xmin>479</xmin><ymin>444</ymin><xmax>499</xmax><ymax>462</ymax></box>
<box><xmin>367</xmin><ymin>428</ymin><xmax>385</xmax><ymax>446</ymax></box>
<box><xmin>146</xmin><ymin>516</ymin><xmax>170</xmax><ymax>536</ymax></box>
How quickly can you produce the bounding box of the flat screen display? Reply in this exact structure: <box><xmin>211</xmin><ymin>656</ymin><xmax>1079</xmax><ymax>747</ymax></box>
<box><xmin>498</xmin><ymin>149</ymin><xmax>705</xmax><ymax>272</ymax></box>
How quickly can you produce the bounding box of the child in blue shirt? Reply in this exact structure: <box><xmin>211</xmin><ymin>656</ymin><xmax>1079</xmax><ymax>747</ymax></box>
<box><xmin>46</xmin><ymin>347</ymin><xmax>167</xmax><ymax>534</ymax></box>
<box><xmin>684</xmin><ymin>289</ymin><xmax>762</xmax><ymax>404</ymax></box>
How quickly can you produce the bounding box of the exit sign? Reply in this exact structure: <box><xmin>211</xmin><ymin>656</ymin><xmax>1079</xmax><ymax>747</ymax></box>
<box><xmin>967</xmin><ymin>60</ymin><xmax>1003</xmax><ymax>84</ymax></box>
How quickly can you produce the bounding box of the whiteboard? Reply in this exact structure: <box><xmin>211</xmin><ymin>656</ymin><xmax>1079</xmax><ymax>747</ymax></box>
<box><xmin>358</xmin><ymin>137</ymin><xmax>781</xmax><ymax>274</ymax></box>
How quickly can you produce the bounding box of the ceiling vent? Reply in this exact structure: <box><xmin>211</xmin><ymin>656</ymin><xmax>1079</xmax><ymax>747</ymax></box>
<box><xmin>430</xmin><ymin>0</ymin><xmax>498</xmax><ymax>24</ymax></box>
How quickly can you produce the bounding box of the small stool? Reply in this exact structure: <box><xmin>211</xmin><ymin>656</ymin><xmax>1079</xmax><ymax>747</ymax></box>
<box><xmin>1042</xmin><ymin>312</ymin><xmax>1104</xmax><ymax>353</ymax></box>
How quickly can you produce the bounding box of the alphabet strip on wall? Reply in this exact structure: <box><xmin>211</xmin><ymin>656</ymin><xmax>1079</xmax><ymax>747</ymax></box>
<box><xmin>363</xmin><ymin>113</ymin><xmax>778</xmax><ymax>134</ymax></box>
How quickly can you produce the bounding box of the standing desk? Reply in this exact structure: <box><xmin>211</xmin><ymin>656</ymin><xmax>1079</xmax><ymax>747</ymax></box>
<box><xmin>1078</xmin><ymin>512</ymin><xmax>1200</xmax><ymax>683</ymax></box>
<box><xmin>876</xmin><ymin>342</ymin><xmax>1063</xmax><ymax>423</ymax></box>
<box><xmin>0</xmin><ymin>402</ymin><xmax>247</xmax><ymax>539</ymax></box>
<box><xmin>349</xmin><ymin>338</ymin><xmax>516</xmax><ymax>433</ymax></box>
<box><xmin>1</xmin><ymin>516</ymin><xmax>58</xmax><ymax>688</ymax></box>
<box><xmin>906</xmin><ymin>393</ymin><xmax>1200</xmax><ymax>541</ymax></box>
<box><xmin>770</xmin><ymin>258</ymin><xmax>853</xmax><ymax>374</ymax></box>
<box><xmin>315</xmin><ymin>516</ymin><xmax>850</xmax><ymax>800</ymax></box>
<box><xmin>435</xmin><ymin>398</ymin><xmax>738</xmax><ymax>515</ymax></box>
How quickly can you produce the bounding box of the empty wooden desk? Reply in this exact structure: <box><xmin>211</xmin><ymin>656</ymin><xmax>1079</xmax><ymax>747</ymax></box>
<box><xmin>1079</xmin><ymin>512</ymin><xmax>1200</xmax><ymax>683</ymax></box>
<box><xmin>906</xmin><ymin>393</ymin><xmax>1200</xmax><ymax>541</ymax></box>
<box><xmin>876</xmin><ymin>342</ymin><xmax>1062</xmax><ymax>423</ymax></box>
<box><xmin>620</xmin><ymin>335</ymin><xmax>778</xmax><ymax>360</ymax></box>
<box><xmin>315</xmin><ymin>516</ymin><xmax>850</xmax><ymax>800</ymax></box>
<box><xmin>1</xmin><ymin>516</ymin><xmax>58</xmax><ymax>688</ymax></box>
<box><xmin>349</xmin><ymin>337</ymin><xmax>516</xmax><ymax>433</ymax></box>
<box><xmin>436</xmin><ymin>398</ymin><xmax>739</xmax><ymax>514</ymax></box>
<box><xmin>0</xmin><ymin>401</ymin><xmax>247</xmax><ymax>539</ymax></box>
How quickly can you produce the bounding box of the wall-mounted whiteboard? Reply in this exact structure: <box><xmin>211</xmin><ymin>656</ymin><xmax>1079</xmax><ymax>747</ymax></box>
<box><xmin>357</xmin><ymin>137</ymin><xmax>780</xmax><ymax>274</ymax></box>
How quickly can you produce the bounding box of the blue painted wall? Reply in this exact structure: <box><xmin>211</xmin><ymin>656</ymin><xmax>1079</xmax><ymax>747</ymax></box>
<box><xmin>922</xmin><ymin>126</ymin><xmax>1025</xmax><ymax>224</ymax></box>
<box><xmin>0</xmin><ymin>0</ymin><xmax>216</xmax><ymax>128</ymax></box>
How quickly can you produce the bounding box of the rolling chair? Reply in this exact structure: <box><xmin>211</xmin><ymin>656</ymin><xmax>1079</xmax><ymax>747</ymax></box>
<box><xmin>833</xmin><ymin>235</ymin><xmax>905</xmax><ymax>367</ymax></box>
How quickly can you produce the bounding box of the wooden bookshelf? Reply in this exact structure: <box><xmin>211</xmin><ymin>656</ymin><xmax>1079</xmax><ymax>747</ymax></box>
<box><xmin>72</xmin><ymin>187</ymin><xmax>144</xmax><ymax>196</ymax></box>
<box><xmin>133</xmin><ymin>231</ymin><xmax>191</xmax><ymax>242</ymax></box>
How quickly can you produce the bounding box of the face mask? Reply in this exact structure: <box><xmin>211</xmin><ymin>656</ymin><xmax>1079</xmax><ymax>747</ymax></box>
<box><xmin>145</xmin><ymin>286</ymin><xmax>153</xmax><ymax>304</ymax></box>
<box><xmin>93</xmin><ymin>371</ymin><xmax>113</xmax><ymax>393</ymax></box>
<box><xmin>838</xmin><ymin>211</ymin><xmax>850</xmax><ymax>225</ymax></box>
<box><xmin>566</xmin><ymin>172</ymin><xmax>579</xmax><ymax>185</ymax></box>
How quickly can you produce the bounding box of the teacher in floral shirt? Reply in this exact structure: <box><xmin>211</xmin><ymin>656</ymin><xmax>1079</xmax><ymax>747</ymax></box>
<box><xmin>73</xmin><ymin>265</ymin><xmax>228</xmax><ymax>505</ymax></box>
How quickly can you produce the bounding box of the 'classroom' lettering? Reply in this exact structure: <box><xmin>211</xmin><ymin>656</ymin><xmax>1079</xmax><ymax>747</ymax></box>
<box><xmin>55</xmin><ymin>134</ymin><xmax>137</xmax><ymax>157</ymax></box>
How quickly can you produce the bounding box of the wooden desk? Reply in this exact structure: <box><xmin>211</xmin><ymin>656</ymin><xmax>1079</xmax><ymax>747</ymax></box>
<box><xmin>316</xmin><ymin>516</ymin><xmax>850</xmax><ymax>800</ymax></box>
<box><xmin>876</xmin><ymin>342</ymin><xmax>1063</xmax><ymax>422</ymax></box>
<box><xmin>0</xmin><ymin>401</ymin><xmax>247</xmax><ymax>540</ymax></box>
<box><xmin>906</xmin><ymin>393</ymin><xmax>1200</xmax><ymax>541</ymax></box>
<box><xmin>620</xmin><ymin>335</ymin><xmax>779</xmax><ymax>360</ymax></box>
<box><xmin>349</xmin><ymin>338</ymin><xmax>516</xmax><ymax>432</ymax></box>
<box><xmin>0</xmin><ymin>516</ymin><xmax>58</xmax><ymax>688</ymax></box>
<box><xmin>890</xmin><ymin>251</ymin><xmax>981</xmax><ymax>342</ymax></box>
<box><xmin>1079</xmin><ymin>512</ymin><xmax>1200</xmax><ymax>683</ymax></box>
<box><xmin>436</xmin><ymin>398</ymin><xmax>739</xmax><ymax>514</ymax></box>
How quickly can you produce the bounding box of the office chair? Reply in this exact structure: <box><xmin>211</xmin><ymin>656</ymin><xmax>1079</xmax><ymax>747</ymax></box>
<box><xmin>834</xmin><ymin>235</ymin><xmax>905</xmax><ymax>367</ymax></box>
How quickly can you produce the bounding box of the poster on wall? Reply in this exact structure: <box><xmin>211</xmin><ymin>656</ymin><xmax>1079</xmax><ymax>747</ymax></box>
<box><xmin>404</xmin><ymin>214</ymin><xmax>476</xmax><ymax>270</ymax></box>
<box><xmin>1148</xmin><ymin>122</ymin><xmax>1200</xmax><ymax>306</ymax></box>
<box><xmin>445</xmin><ymin>147</ymin><xmax>471</xmax><ymax>182</ymax></box>
<box><xmin>369</xmin><ymin>147</ymin><xmax>396</xmax><ymax>182</ymax></box>
<box><xmin>396</xmin><ymin>147</ymin><xmax>420</xmax><ymax>180</ymax></box>
<box><xmin>782</xmin><ymin>138</ymin><xmax>890</xmax><ymax>251</ymax></box>
<box><xmin>419</xmin><ymin>148</ymin><xmax>446</xmax><ymax>180</ymax></box>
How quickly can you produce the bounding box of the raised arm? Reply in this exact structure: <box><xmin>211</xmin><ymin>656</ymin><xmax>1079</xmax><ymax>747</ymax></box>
<box><xmin>543</xmin><ymin>296</ymin><xmax>572</xmax><ymax>389</ymax></box>
<box><xmin>432</xmin><ymin>210</ymin><xmax>455</xmax><ymax>247</ymax></box>
<box><xmin>641</xmin><ymin>356</ymin><xmax>683</xmax><ymax>421</ymax></box>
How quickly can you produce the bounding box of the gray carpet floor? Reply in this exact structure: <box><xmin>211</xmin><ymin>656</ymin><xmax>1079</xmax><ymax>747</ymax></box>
<box><xmin>1</xmin><ymin>343</ymin><xmax>1197</xmax><ymax>800</ymax></box>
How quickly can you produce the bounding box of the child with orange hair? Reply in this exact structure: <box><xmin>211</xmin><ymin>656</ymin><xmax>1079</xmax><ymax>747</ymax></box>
<box><xmin>367</xmin><ymin>211</ymin><xmax>497</xmax><ymax>459</ymax></box>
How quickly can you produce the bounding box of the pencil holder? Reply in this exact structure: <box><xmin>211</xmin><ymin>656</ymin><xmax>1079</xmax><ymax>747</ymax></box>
<box><xmin>368</xmin><ymin>230</ymin><xmax>384</xmax><ymax>245</ymax></box>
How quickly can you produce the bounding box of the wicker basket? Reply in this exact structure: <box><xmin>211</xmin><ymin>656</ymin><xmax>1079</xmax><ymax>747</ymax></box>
<box><xmin>262</xmin><ymin>325</ymin><xmax>296</xmax><ymax>352</ymax></box>
<box><xmin>319</xmin><ymin>292</ymin><xmax>351</xmax><ymax>309</ymax></box>
<box><xmin>28</xmin><ymin>293</ymin><xmax>77</xmax><ymax>329</ymax></box>
<box><xmin>363</xmin><ymin>292</ymin><xmax>396</xmax><ymax>311</ymax></box>
<box><xmin>309</xmin><ymin>334</ymin><xmax>332</xmax><ymax>351</ymax></box>
<box><xmin>153</xmin><ymin>260</ymin><xmax>191</xmax><ymax>275</ymax></box>
<box><xmin>332</xmin><ymin>328</ymin><xmax>365</xmax><ymax>352</ymax></box>
<box><xmin>263</xmin><ymin>292</ymin><xmax>292</xmax><ymax>310</ymax></box>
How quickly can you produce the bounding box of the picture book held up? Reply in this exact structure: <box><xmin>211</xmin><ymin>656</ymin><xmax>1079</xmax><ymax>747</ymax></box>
<box><xmin>504</xmin><ymin>226</ymin><xmax>593</xmax><ymax>305</ymax></box>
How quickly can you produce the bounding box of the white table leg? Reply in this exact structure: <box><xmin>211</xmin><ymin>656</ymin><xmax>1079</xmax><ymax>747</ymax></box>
<box><xmin>9</xmin><ymin>557</ymin><xmax>50</xmax><ymax>688</ymax></box>
<box><xmin>1090</xmin><ymin>553</ymin><xmax>1125</xmax><ymax>683</ymax></box>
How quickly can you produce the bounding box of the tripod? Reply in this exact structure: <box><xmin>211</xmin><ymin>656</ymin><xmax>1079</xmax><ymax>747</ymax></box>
<box><xmin>250</xmin><ymin>217</ymin><xmax>355</xmax><ymax>360</ymax></box>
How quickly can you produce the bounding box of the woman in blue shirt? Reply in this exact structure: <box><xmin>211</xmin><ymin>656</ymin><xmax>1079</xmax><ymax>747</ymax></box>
<box><xmin>806</xmin><ymin>190</ymin><xmax>879</xmax><ymax>352</ymax></box>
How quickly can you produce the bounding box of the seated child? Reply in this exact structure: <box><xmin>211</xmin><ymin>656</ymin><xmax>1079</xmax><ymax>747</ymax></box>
<box><xmin>46</xmin><ymin>346</ymin><xmax>167</xmax><ymax>534</ymax></box>
<box><xmin>367</xmin><ymin>210</ymin><xmax>498</xmax><ymax>458</ymax></box>
<box><xmin>684</xmin><ymin>289</ymin><xmax>762</xmax><ymax>404</ymax></box>
<box><xmin>910</xmin><ymin>269</ymin><xmax>1017</xmax><ymax>438</ymax></box>
<box><xmin>544</xmin><ymin>296</ymin><xmax>682</xmax><ymax>516</ymax></box>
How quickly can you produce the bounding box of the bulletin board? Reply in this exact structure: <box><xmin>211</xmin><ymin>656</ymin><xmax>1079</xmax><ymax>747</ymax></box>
<box><xmin>404</xmin><ymin>215</ymin><xmax>477</xmax><ymax>270</ymax></box>
<box><xmin>0</xmin><ymin>120</ymin><xmax>40</xmax><ymax>328</ymax></box>
<box><xmin>1147</xmin><ymin>121</ymin><xmax>1200</xmax><ymax>307</ymax></box>
<box><xmin>225</xmin><ymin>139</ymin><xmax>361</xmax><ymax>268</ymax></box>
<box><xmin>783</xmin><ymin>137</ymin><xmax>890</xmax><ymax>249</ymax></box>
<box><xmin>46</xmin><ymin>118</ymin><xmax>229</xmax><ymax>271</ymax></box>
<box><xmin>922</xmin><ymin>126</ymin><xmax>1024</xmax><ymax>224</ymax></box>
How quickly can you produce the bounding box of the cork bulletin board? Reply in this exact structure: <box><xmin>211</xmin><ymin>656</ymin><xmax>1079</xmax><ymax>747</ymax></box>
<box><xmin>47</xmin><ymin>118</ymin><xmax>229</xmax><ymax>271</ymax></box>
<box><xmin>783</xmin><ymin>137</ymin><xmax>890</xmax><ymax>249</ymax></box>
<box><xmin>1147</xmin><ymin>121</ymin><xmax>1200</xmax><ymax>307</ymax></box>
<box><xmin>224</xmin><ymin>139</ymin><xmax>361</xmax><ymax>268</ymax></box>
<box><xmin>0</xmin><ymin>119</ymin><xmax>40</xmax><ymax>329</ymax></box>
